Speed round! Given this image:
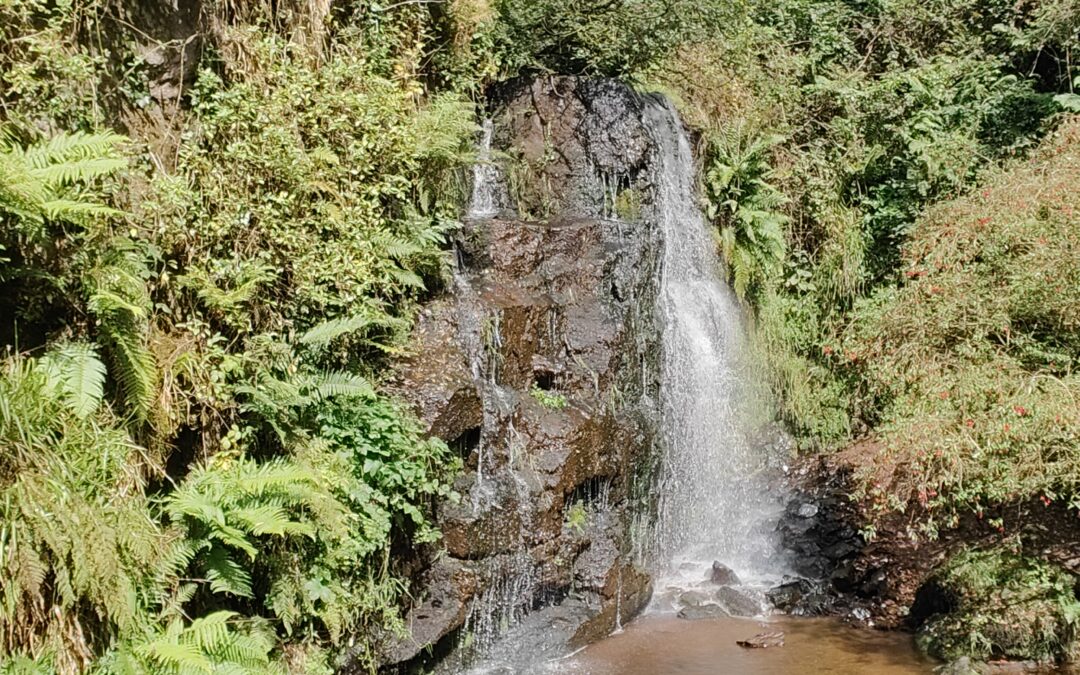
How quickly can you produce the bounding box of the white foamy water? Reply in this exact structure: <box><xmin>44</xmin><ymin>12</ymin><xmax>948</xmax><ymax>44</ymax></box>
<box><xmin>468</xmin><ymin>118</ymin><xmax>501</xmax><ymax>219</ymax></box>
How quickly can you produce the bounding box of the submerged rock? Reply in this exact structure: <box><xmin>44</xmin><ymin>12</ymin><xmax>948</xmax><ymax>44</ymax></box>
<box><xmin>736</xmin><ymin>631</ymin><xmax>785</xmax><ymax>649</ymax></box>
<box><xmin>766</xmin><ymin>578</ymin><xmax>835</xmax><ymax>616</ymax></box>
<box><xmin>677</xmin><ymin>604</ymin><xmax>729</xmax><ymax>620</ymax></box>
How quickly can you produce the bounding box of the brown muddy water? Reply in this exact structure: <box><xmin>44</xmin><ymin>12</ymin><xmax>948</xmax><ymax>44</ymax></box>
<box><xmin>553</xmin><ymin>615</ymin><xmax>937</xmax><ymax>674</ymax></box>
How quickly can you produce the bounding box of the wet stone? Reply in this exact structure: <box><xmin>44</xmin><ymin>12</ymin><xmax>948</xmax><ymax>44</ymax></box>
<box><xmin>677</xmin><ymin>590</ymin><xmax>712</xmax><ymax>608</ymax></box>
<box><xmin>766</xmin><ymin>578</ymin><xmax>835</xmax><ymax>616</ymax></box>
<box><xmin>708</xmin><ymin>561</ymin><xmax>741</xmax><ymax>586</ymax></box>
<box><xmin>677</xmin><ymin>603</ymin><xmax>729</xmax><ymax>620</ymax></box>
<box><xmin>714</xmin><ymin>586</ymin><xmax>762</xmax><ymax>617</ymax></box>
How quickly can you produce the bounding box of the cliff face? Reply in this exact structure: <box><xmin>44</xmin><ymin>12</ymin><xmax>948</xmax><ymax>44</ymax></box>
<box><xmin>373</xmin><ymin>77</ymin><xmax>671</xmax><ymax>671</ymax></box>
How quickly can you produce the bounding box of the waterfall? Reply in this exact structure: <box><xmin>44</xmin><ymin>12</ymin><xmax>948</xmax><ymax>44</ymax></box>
<box><xmin>643</xmin><ymin>99</ymin><xmax>787</xmax><ymax>600</ymax></box>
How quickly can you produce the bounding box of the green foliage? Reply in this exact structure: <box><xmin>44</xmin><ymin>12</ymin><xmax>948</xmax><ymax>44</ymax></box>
<box><xmin>565</xmin><ymin>502</ymin><xmax>588</xmax><ymax>535</ymax></box>
<box><xmin>116</xmin><ymin>612</ymin><xmax>281</xmax><ymax>675</ymax></box>
<box><xmin>703</xmin><ymin>124</ymin><xmax>788</xmax><ymax>301</ymax></box>
<box><xmin>530</xmin><ymin>385</ymin><xmax>569</xmax><ymax>410</ymax></box>
<box><xmin>1</xmin><ymin>2</ymin><xmax>470</xmax><ymax>671</ymax></box>
<box><xmin>916</xmin><ymin>547</ymin><xmax>1080</xmax><ymax>662</ymax></box>
<box><xmin>491</xmin><ymin>0</ymin><xmax>737</xmax><ymax>78</ymax></box>
<box><xmin>165</xmin><ymin>456</ymin><xmax>331</xmax><ymax>598</ymax></box>
<box><xmin>85</xmin><ymin>242</ymin><xmax>158</xmax><ymax>421</ymax></box>
<box><xmin>0</xmin><ymin>354</ymin><xmax>173</xmax><ymax>670</ymax></box>
<box><xmin>0</xmin><ymin>129</ymin><xmax>124</xmax><ymax>271</ymax></box>
<box><xmin>157</xmin><ymin>40</ymin><xmax>471</xmax><ymax>332</ymax></box>
<box><xmin>844</xmin><ymin>119</ymin><xmax>1080</xmax><ymax>524</ymax></box>
<box><xmin>38</xmin><ymin>343</ymin><xmax>107</xmax><ymax>420</ymax></box>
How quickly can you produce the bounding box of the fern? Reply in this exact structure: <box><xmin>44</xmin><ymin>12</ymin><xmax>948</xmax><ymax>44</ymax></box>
<box><xmin>130</xmin><ymin>612</ymin><xmax>279</xmax><ymax>675</ymax></box>
<box><xmin>306</xmin><ymin>370</ymin><xmax>373</xmax><ymax>401</ymax></box>
<box><xmin>298</xmin><ymin>315</ymin><xmax>379</xmax><ymax>348</ymax></box>
<box><xmin>298</xmin><ymin>311</ymin><xmax>407</xmax><ymax>352</ymax></box>
<box><xmin>38</xmin><ymin>342</ymin><xmax>106</xmax><ymax>419</ymax></box>
<box><xmin>85</xmin><ymin>242</ymin><xmax>158</xmax><ymax>421</ymax></box>
<box><xmin>165</xmin><ymin>456</ymin><xmax>348</xmax><ymax>605</ymax></box>
<box><xmin>705</xmin><ymin>123</ymin><xmax>788</xmax><ymax>301</ymax></box>
<box><xmin>0</xmin><ymin>128</ymin><xmax>125</xmax><ymax>230</ymax></box>
<box><xmin>177</xmin><ymin>259</ymin><xmax>278</xmax><ymax>328</ymax></box>
<box><xmin>203</xmin><ymin>546</ymin><xmax>254</xmax><ymax>598</ymax></box>
<box><xmin>0</xmin><ymin>354</ymin><xmax>174</xmax><ymax>667</ymax></box>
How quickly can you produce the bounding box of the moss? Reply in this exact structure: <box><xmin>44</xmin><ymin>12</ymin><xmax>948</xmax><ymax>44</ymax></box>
<box><xmin>915</xmin><ymin>548</ymin><xmax>1080</xmax><ymax>663</ymax></box>
<box><xmin>614</xmin><ymin>187</ymin><xmax>643</xmax><ymax>221</ymax></box>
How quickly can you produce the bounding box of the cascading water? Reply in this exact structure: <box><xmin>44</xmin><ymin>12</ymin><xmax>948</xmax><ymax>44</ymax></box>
<box><xmin>468</xmin><ymin>118</ymin><xmax>501</xmax><ymax>219</ymax></box>
<box><xmin>642</xmin><ymin>98</ymin><xmax>788</xmax><ymax>606</ymax></box>
<box><xmin>439</xmin><ymin>118</ymin><xmax>547</xmax><ymax>674</ymax></box>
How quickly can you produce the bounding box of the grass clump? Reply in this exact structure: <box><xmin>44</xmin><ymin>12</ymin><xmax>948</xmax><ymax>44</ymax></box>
<box><xmin>915</xmin><ymin>547</ymin><xmax>1080</xmax><ymax>663</ymax></box>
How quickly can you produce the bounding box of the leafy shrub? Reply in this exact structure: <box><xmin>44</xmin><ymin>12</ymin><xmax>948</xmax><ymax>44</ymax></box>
<box><xmin>0</xmin><ymin>353</ymin><xmax>173</xmax><ymax>671</ymax></box>
<box><xmin>492</xmin><ymin>0</ymin><xmax>736</xmax><ymax>78</ymax></box>
<box><xmin>915</xmin><ymin>547</ymin><xmax>1080</xmax><ymax>662</ymax></box>
<box><xmin>154</xmin><ymin>37</ymin><xmax>472</xmax><ymax>334</ymax></box>
<box><xmin>845</xmin><ymin>117</ymin><xmax>1080</xmax><ymax>525</ymax></box>
<box><xmin>1</xmin><ymin>3</ymin><xmax>468</xmax><ymax>671</ymax></box>
<box><xmin>703</xmin><ymin>124</ymin><xmax>788</xmax><ymax>302</ymax></box>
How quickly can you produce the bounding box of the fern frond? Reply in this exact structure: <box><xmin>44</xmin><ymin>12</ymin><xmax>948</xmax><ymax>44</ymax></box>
<box><xmin>21</xmin><ymin>131</ymin><xmax>127</xmax><ymax>173</ymax></box>
<box><xmin>85</xmin><ymin>244</ymin><xmax>158</xmax><ymax>420</ymax></box>
<box><xmin>232</xmin><ymin>505</ymin><xmax>314</xmax><ymax>538</ymax></box>
<box><xmin>388</xmin><ymin>266</ymin><xmax>425</xmax><ymax>289</ymax></box>
<box><xmin>307</xmin><ymin>370</ymin><xmax>373</xmax><ymax>401</ymax></box>
<box><xmin>0</xmin><ymin>128</ymin><xmax>126</xmax><ymax>234</ymax></box>
<box><xmin>185</xmin><ymin>611</ymin><xmax>238</xmax><ymax>653</ymax></box>
<box><xmin>298</xmin><ymin>314</ymin><xmax>378</xmax><ymax>348</ymax></box>
<box><xmin>40</xmin><ymin>198</ymin><xmax>123</xmax><ymax>222</ymax></box>
<box><xmin>203</xmin><ymin>547</ymin><xmax>253</xmax><ymax>598</ymax></box>
<box><xmin>31</xmin><ymin>157</ymin><xmax>128</xmax><ymax>187</ymax></box>
<box><xmin>139</xmin><ymin>639</ymin><xmax>210</xmax><ymax>673</ymax></box>
<box><xmin>38</xmin><ymin>342</ymin><xmax>106</xmax><ymax>418</ymax></box>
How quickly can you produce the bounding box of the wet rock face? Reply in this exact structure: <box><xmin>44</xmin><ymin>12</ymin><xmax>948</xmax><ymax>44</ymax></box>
<box><xmin>772</xmin><ymin>462</ymin><xmax>872</xmax><ymax>619</ymax></box>
<box><xmin>377</xmin><ymin>77</ymin><xmax>666</xmax><ymax>671</ymax></box>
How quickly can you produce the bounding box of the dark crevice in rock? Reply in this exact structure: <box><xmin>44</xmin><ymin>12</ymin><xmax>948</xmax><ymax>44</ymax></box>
<box><xmin>567</xmin><ymin>475</ymin><xmax>614</xmax><ymax>508</ymax></box>
<box><xmin>448</xmin><ymin>426</ymin><xmax>481</xmax><ymax>464</ymax></box>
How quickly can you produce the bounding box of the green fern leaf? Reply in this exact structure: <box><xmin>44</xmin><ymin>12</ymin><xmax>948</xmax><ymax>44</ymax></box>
<box><xmin>203</xmin><ymin>547</ymin><xmax>253</xmax><ymax>598</ymax></box>
<box><xmin>140</xmin><ymin>640</ymin><xmax>211</xmax><ymax>673</ymax></box>
<box><xmin>42</xmin><ymin>342</ymin><xmax>107</xmax><ymax>418</ymax></box>
<box><xmin>232</xmin><ymin>505</ymin><xmax>315</xmax><ymax>538</ymax></box>
<box><xmin>298</xmin><ymin>314</ymin><xmax>379</xmax><ymax>348</ymax></box>
<box><xmin>309</xmin><ymin>371</ymin><xmax>373</xmax><ymax>400</ymax></box>
<box><xmin>185</xmin><ymin>611</ymin><xmax>238</xmax><ymax>653</ymax></box>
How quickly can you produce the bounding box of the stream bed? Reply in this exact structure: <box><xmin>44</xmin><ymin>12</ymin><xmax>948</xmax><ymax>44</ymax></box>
<box><xmin>554</xmin><ymin>615</ymin><xmax>936</xmax><ymax>674</ymax></box>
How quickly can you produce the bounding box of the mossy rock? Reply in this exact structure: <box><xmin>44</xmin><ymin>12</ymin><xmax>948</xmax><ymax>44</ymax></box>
<box><xmin>913</xmin><ymin>548</ymin><xmax>1080</xmax><ymax>663</ymax></box>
